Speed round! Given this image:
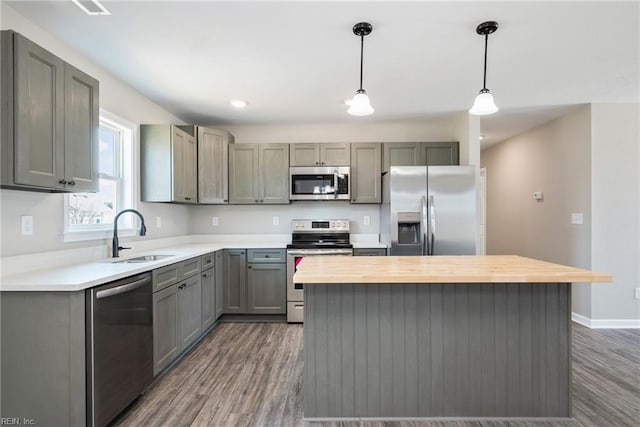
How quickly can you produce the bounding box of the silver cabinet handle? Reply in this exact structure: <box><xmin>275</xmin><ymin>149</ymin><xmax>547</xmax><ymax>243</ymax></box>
<box><xmin>96</xmin><ymin>277</ymin><xmax>150</xmax><ymax>299</ymax></box>
<box><xmin>421</xmin><ymin>195</ymin><xmax>428</xmax><ymax>255</ymax></box>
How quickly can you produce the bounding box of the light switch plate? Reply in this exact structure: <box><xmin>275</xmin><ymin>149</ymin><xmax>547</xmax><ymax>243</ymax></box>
<box><xmin>364</xmin><ymin>215</ymin><xmax>371</xmax><ymax>226</ymax></box>
<box><xmin>571</xmin><ymin>213</ymin><xmax>584</xmax><ymax>225</ymax></box>
<box><xmin>21</xmin><ymin>215</ymin><xmax>34</xmax><ymax>236</ymax></box>
<box><xmin>156</xmin><ymin>216</ymin><xmax>162</xmax><ymax>228</ymax></box>
<box><xmin>635</xmin><ymin>288</ymin><xmax>640</xmax><ymax>300</ymax></box>
<box><xmin>212</xmin><ymin>216</ymin><xmax>219</xmax><ymax>227</ymax></box>
<box><xmin>273</xmin><ymin>216</ymin><xmax>279</xmax><ymax>226</ymax></box>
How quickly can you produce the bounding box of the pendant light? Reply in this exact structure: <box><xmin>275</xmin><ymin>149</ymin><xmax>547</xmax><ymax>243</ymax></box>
<box><xmin>469</xmin><ymin>21</ymin><xmax>499</xmax><ymax>116</ymax></box>
<box><xmin>347</xmin><ymin>22</ymin><xmax>374</xmax><ymax>116</ymax></box>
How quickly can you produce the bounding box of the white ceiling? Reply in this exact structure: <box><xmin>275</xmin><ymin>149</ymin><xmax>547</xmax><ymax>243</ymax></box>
<box><xmin>5</xmin><ymin>1</ymin><xmax>639</xmax><ymax>148</ymax></box>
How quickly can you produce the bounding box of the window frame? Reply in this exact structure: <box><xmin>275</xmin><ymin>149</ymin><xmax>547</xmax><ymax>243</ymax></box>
<box><xmin>63</xmin><ymin>109</ymin><xmax>138</xmax><ymax>243</ymax></box>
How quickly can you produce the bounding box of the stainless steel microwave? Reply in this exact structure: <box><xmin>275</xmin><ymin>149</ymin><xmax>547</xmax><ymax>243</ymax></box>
<box><xmin>289</xmin><ymin>166</ymin><xmax>350</xmax><ymax>201</ymax></box>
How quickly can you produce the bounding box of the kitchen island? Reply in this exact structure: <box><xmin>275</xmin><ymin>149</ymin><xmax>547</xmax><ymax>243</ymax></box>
<box><xmin>294</xmin><ymin>255</ymin><xmax>611</xmax><ymax>421</ymax></box>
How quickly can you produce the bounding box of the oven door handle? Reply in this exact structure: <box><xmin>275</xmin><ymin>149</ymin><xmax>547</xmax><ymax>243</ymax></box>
<box><xmin>287</xmin><ymin>249</ymin><xmax>353</xmax><ymax>256</ymax></box>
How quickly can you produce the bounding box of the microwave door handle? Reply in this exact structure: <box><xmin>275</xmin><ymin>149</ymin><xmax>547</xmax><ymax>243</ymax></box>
<box><xmin>334</xmin><ymin>170</ymin><xmax>339</xmax><ymax>199</ymax></box>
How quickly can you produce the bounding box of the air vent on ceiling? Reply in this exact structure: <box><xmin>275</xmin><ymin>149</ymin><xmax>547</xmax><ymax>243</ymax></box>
<box><xmin>72</xmin><ymin>0</ymin><xmax>111</xmax><ymax>16</ymax></box>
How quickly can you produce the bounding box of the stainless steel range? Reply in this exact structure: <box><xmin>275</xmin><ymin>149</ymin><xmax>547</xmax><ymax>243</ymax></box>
<box><xmin>286</xmin><ymin>219</ymin><xmax>353</xmax><ymax>322</ymax></box>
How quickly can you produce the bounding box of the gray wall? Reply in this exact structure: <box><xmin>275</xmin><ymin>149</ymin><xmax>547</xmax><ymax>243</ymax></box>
<box><xmin>481</xmin><ymin>106</ymin><xmax>592</xmax><ymax>317</ymax></box>
<box><xmin>482</xmin><ymin>104</ymin><xmax>640</xmax><ymax>323</ymax></box>
<box><xmin>590</xmin><ymin>103</ymin><xmax>640</xmax><ymax>321</ymax></box>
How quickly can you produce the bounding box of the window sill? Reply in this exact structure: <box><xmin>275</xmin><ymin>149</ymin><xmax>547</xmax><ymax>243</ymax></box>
<box><xmin>63</xmin><ymin>227</ymin><xmax>137</xmax><ymax>243</ymax></box>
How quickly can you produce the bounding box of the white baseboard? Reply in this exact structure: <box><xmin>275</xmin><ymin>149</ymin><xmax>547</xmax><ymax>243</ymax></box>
<box><xmin>572</xmin><ymin>312</ymin><xmax>640</xmax><ymax>329</ymax></box>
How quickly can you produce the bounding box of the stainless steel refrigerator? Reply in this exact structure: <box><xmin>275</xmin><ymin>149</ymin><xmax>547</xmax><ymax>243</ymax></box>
<box><xmin>380</xmin><ymin>166</ymin><xmax>477</xmax><ymax>255</ymax></box>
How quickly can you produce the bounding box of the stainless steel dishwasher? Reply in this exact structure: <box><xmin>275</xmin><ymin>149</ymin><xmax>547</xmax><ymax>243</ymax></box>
<box><xmin>86</xmin><ymin>272</ymin><xmax>153</xmax><ymax>427</ymax></box>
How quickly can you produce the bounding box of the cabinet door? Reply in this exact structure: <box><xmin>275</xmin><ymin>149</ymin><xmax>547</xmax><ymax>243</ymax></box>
<box><xmin>197</xmin><ymin>127</ymin><xmax>229</xmax><ymax>203</ymax></box>
<box><xmin>223</xmin><ymin>249</ymin><xmax>246</xmax><ymax>313</ymax></box>
<box><xmin>153</xmin><ymin>284</ymin><xmax>179</xmax><ymax>375</ymax></box>
<box><xmin>201</xmin><ymin>267</ymin><xmax>215</xmax><ymax>331</ymax></box>
<box><xmin>289</xmin><ymin>143</ymin><xmax>319</xmax><ymax>166</ymax></box>
<box><xmin>171</xmin><ymin>127</ymin><xmax>187</xmax><ymax>201</ymax></box>
<box><xmin>214</xmin><ymin>250</ymin><xmax>224</xmax><ymax>319</ymax></box>
<box><xmin>260</xmin><ymin>144</ymin><xmax>289</xmax><ymax>204</ymax></box>
<box><xmin>13</xmin><ymin>33</ymin><xmax>65</xmax><ymax>189</ymax></box>
<box><xmin>351</xmin><ymin>143</ymin><xmax>381</xmax><ymax>204</ymax></box>
<box><xmin>228</xmin><ymin>144</ymin><xmax>259</xmax><ymax>204</ymax></box>
<box><xmin>63</xmin><ymin>63</ymin><xmax>99</xmax><ymax>192</ymax></box>
<box><xmin>320</xmin><ymin>143</ymin><xmax>350</xmax><ymax>166</ymax></box>
<box><xmin>423</xmin><ymin>141</ymin><xmax>459</xmax><ymax>166</ymax></box>
<box><xmin>183</xmin><ymin>133</ymin><xmax>197</xmax><ymax>202</ymax></box>
<box><xmin>383</xmin><ymin>142</ymin><xmax>421</xmax><ymax>171</ymax></box>
<box><xmin>178</xmin><ymin>274</ymin><xmax>202</xmax><ymax>351</ymax></box>
<box><xmin>247</xmin><ymin>263</ymin><xmax>286</xmax><ymax>314</ymax></box>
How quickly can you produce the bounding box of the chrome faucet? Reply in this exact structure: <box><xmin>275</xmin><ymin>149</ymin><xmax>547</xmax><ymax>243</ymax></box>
<box><xmin>112</xmin><ymin>209</ymin><xmax>147</xmax><ymax>257</ymax></box>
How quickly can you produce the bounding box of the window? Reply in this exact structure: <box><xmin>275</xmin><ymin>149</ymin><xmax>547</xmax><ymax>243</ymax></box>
<box><xmin>64</xmin><ymin>110</ymin><xmax>136</xmax><ymax>242</ymax></box>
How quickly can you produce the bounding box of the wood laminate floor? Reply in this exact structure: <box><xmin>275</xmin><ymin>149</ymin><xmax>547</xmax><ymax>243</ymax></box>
<box><xmin>114</xmin><ymin>323</ymin><xmax>639</xmax><ymax>427</ymax></box>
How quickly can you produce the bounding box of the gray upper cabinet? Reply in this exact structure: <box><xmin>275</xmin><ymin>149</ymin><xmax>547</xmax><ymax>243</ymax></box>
<box><xmin>141</xmin><ymin>125</ymin><xmax>197</xmax><ymax>204</ymax></box>
<box><xmin>229</xmin><ymin>143</ymin><xmax>289</xmax><ymax>204</ymax></box>
<box><xmin>197</xmin><ymin>127</ymin><xmax>233</xmax><ymax>204</ymax></box>
<box><xmin>350</xmin><ymin>143</ymin><xmax>382</xmax><ymax>204</ymax></box>
<box><xmin>423</xmin><ymin>141</ymin><xmax>459</xmax><ymax>166</ymax></box>
<box><xmin>383</xmin><ymin>141</ymin><xmax>459</xmax><ymax>171</ymax></box>
<box><xmin>1</xmin><ymin>31</ymin><xmax>99</xmax><ymax>192</ymax></box>
<box><xmin>290</xmin><ymin>143</ymin><xmax>350</xmax><ymax>166</ymax></box>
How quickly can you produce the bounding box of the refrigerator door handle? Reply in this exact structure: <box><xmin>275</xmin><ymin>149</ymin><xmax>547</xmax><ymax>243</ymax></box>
<box><xmin>421</xmin><ymin>195</ymin><xmax>429</xmax><ymax>255</ymax></box>
<box><xmin>429</xmin><ymin>195</ymin><xmax>436</xmax><ymax>255</ymax></box>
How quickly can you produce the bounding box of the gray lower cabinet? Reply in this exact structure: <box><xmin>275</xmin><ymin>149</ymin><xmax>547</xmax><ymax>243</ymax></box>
<box><xmin>228</xmin><ymin>143</ymin><xmax>289</xmax><ymax>204</ymax></box>
<box><xmin>383</xmin><ymin>141</ymin><xmax>459</xmax><ymax>171</ymax></box>
<box><xmin>353</xmin><ymin>247</ymin><xmax>387</xmax><ymax>256</ymax></box>
<box><xmin>153</xmin><ymin>284</ymin><xmax>180</xmax><ymax>375</ymax></box>
<box><xmin>350</xmin><ymin>143</ymin><xmax>382</xmax><ymax>204</ymax></box>
<box><xmin>178</xmin><ymin>274</ymin><xmax>202</xmax><ymax>351</ymax></box>
<box><xmin>141</xmin><ymin>124</ymin><xmax>197</xmax><ymax>203</ymax></box>
<box><xmin>223</xmin><ymin>249</ymin><xmax>247</xmax><ymax>313</ymax></box>
<box><xmin>247</xmin><ymin>263</ymin><xmax>286</xmax><ymax>314</ymax></box>
<box><xmin>215</xmin><ymin>250</ymin><xmax>224</xmax><ymax>319</ymax></box>
<box><xmin>201</xmin><ymin>255</ymin><xmax>216</xmax><ymax>331</ymax></box>
<box><xmin>152</xmin><ymin>258</ymin><xmax>203</xmax><ymax>375</ymax></box>
<box><xmin>224</xmin><ymin>249</ymin><xmax>286</xmax><ymax>314</ymax></box>
<box><xmin>1</xmin><ymin>30</ymin><xmax>99</xmax><ymax>192</ymax></box>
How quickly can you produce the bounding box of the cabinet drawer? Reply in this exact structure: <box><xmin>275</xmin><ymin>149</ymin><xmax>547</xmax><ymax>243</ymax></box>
<box><xmin>153</xmin><ymin>263</ymin><xmax>182</xmax><ymax>293</ymax></box>
<box><xmin>201</xmin><ymin>253</ymin><xmax>215</xmax><ymax>270</ymax></box>
<box><xmin>183</xmin><ymin>257</ymin><xmax>202</xmax><ymax>278</ymax></box>
<box><xmin>247</xmin><ymin>249</ymin><xmax>285</xmax><ymax>263</ymax></box>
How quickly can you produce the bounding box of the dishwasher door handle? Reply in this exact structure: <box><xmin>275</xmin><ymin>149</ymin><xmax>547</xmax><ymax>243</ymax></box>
<box><xmin>96</xmin><ymin>277</ymin><xmax>151</xmax><ymax>299</ymax></box>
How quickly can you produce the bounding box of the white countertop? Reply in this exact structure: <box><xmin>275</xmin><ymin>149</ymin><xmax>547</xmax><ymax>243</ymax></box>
<box><xmin>0</xmin><ymin>234</ymin><xmax>387</xmax><ymax>292</ymax></box>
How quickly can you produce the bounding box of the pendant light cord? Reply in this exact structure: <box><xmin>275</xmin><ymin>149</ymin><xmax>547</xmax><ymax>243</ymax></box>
<box><xmin>359</xmin><ymin>34</ymin><xmax>364</xmax><ymax>91</ymax></box>
<box><xmin>483</xmin><ymin>33</ymin><xmax>488</xmax><ymax>90</ymax></box>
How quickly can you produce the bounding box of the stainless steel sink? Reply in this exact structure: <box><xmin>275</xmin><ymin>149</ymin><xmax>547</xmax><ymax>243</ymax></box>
<box><xmin>112</xmin><ymin>254</ymin><xmax>174</xmax><ymax>264</ymax></box>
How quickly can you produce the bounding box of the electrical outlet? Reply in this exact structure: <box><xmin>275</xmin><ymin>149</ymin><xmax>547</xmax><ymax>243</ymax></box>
<box><xmin>571</xmin><ymin>213</ymin><xmax>584</xmax><ymax>225</ymax></box>
<box><xmin>635</xmin><ymin>288</ymin><xmax>640</xmax><ymax>300</ymax></box>
<box><xmin>273</xmin><ymin>216</ymin><xmax>279</xmax><ymax>226</ymax></box>
<box><xmin>212</xmin><ymin>216</ymin><xmax>219</xmax><ymax>227</ymax></box>
<box><xmin>21</xmin><ymin>215</ymin><xmax>34</xmax><ymax>236</ymax></box>
<box><xmin>156</xmin><ymin>216</ymin><xmax>162</xmax><ymax>228</ymax></box>
<box><xmin>364</xmin><ymin>215</ymin><xmax>370</xmax><ymax>226</ymax></box>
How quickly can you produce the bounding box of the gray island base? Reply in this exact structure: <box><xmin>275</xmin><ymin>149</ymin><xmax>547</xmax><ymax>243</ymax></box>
<box><xmin>304</xmin><ymin>282</ymin><xmax>571</xmax><ymax>421</ymax></box>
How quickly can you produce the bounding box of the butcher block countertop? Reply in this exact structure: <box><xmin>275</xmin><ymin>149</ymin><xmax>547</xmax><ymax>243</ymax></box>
<box><xmin>294</xmin><ymin>255</ymin><xmax>612</xmax><ymax>284</ymax></box>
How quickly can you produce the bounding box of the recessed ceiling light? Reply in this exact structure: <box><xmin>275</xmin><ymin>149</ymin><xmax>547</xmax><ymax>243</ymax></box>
<box><xmin>230</xmin><ymin>99</ymin><xmax>248</xmax><ymax>108</ymax></box>
<box><xmin>72</xmin><ymin>0</ymin><xmax>111</xmax><ymax>16</ymax></box>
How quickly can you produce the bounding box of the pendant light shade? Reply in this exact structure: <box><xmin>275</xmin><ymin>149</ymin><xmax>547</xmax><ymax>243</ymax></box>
<box><xmin>348</xmin><ymin>22</ymin><xmax>374</xmax><ymax>116</ymax></box>
<box><xmin>469</xmin><ymin>21</ymin><xmax>499</xmax><ymax>116</ymax></box>
<box><xmin>348</xmin><ymin>89</ymin><xmax>374</xmax><ymax>116</ymax></box>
